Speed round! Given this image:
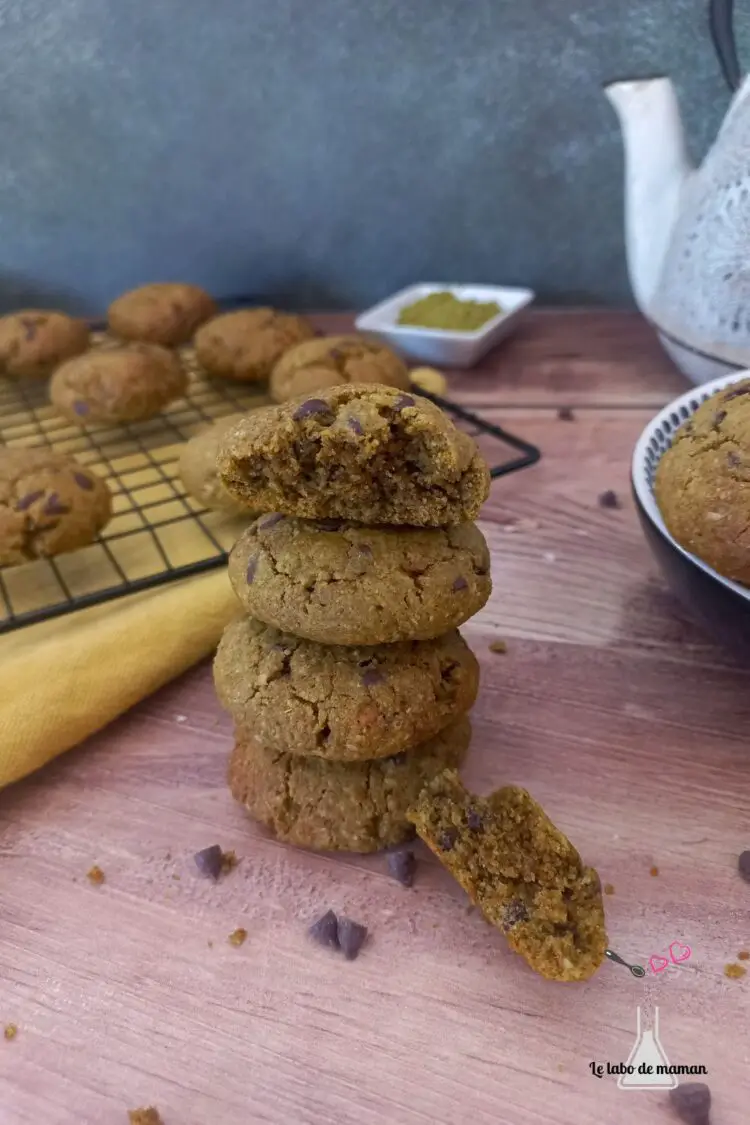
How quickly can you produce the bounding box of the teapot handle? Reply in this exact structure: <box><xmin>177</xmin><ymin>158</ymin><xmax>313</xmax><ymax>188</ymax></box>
<box><xmin>709</xmin><ymin>0</ymin><xmax>742</xmax><ymax>90</ymax></box>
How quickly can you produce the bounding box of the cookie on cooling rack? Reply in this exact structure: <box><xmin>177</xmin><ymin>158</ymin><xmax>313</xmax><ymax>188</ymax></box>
<box><xmin>0</xmin><ymin>448</ymin><xmax>112</xmax><ymax>566</ymax></box>
<box><xmin>50</xmin><ymin>342</ymin><xmax>187</xmax><ymax>425</ymax></box>
<box><xmin>194</xmin><ymin>308</ymin><xmax>316</xmax><ymax>383</ymax></box>
<box><xmin>269</xmin><ymin>334</ymin><xmax>410</xmax><ymax>402</ymax></box>
<box><xmin>107</xmin><ymin>282</ymin><xmax>217</xmax><ymax>347</ymax></box>
<box><xmin>0</xmin><ymin>310</ymin><xmax>90</xmax><ymax>379</ymax></box>
<box><xmin>179</xmin><ymin>412</ymin><xmax>263</xmax><ymax>516</ymax></box>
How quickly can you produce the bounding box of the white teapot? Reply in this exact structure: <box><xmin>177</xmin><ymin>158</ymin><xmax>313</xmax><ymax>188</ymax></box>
<box><xmin>606</xmin><ymin>0</ymin><xmax>750</xmax><ymax>383</ymax></box>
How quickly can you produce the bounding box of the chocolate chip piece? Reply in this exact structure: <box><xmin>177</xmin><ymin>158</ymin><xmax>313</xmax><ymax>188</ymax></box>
<box><xmin>598</xmin><ymin>489</ymin><xmax>621</xmax><ymax>509</ymax></box>
<box><xmin>387</xmin><ymin>849</ymin><xmax>416</xmax><ymax>887</ymax></box>
<box><xmin>438</xmin><ymin>827</ymin><xmax>458</xmax><ymax>851</ymax></box>
<box><xmin>308</xmin><ymin>909</ymin><xmax>340</xmax><ymax>949</ymax></box>
<box><xmin>728</xmin><ymin>451</ymin><xmax>742</xmax><ymax>468</ymax></box>
<box><xmin>73</xmin><ymin>400</ymin><xmax>90</xmax><ymax>416</ymax></box>
<box><xmin>723</xmin><ymin>386</ymin><xmax>750</xmax><ymax>401</ymax></box>
<box><xmin>557</xmin><ymin>406</ymin><xmax>575</xmax><ymax>421</ymax></box>
<box><xmin>259</xmin><ymin>513</ymin><xmax>284</xmax><ymax>529</ymax></box>
<box><xmin>361</xmin><ymin>667</ymin><xmax>384</xmax><ymax>687</ymax></box>
<box><xmin>501</xmin><ymin>899</ymin><xmax>529</xmax><ymax>932</ymax></box>
<box><xmin>15</xmin><ymin>490</ymin><xmax>44</xmax><ymax>511</ymax></box>
<box><xmin>738</xmin><ymin>850</ymin><xmax>750</xmax><ymax>882</ymax></box>
<box><xmin>245</xmin><ymin>557</ymin><xmax>257</xmax><ymax>584</ymax></box>
<box><xmin>668</xmin><ymin>1081</ymin><xmax>711</xmax><ymax>1125</ymax></box>
<box><xmin>337</xmin><ymin>917</ymin><xmax>368</xmax><ymax>960</ymax></box>
<box><xmin>43</xmin><ymin>493</ymin><xmax>70</xmax><ymax>516</ymax></box>
<box><xmin>466</xmin><ymin>809</ymin><xmax>483</xmax><ymax>831</ymax></box>
<box><xmin>713</xmin><ymin>409</ymin><xmax>727</xmax><ymax>426</ymax></box>
<box><xmin>193</xmin><ymin>844</ymin><xmax>223</xmax><ymax>880</ymax></box>
<box><xmin>452</xmin><ymin>576</ymin><xmax>468</xmax><ymax>592</ymax></box>
<box><xmin>292</xmin><ymin>398</ymin><xmax>333</xmax><ymax>421</ymax></box>
<box><xmin>392</xmin><ymin>394</ymin><xmax>415</xmax><ymax>412</ymax></box>
<box><xmin>73</xmin><ymin>471</ymin><xmax>95</xmax><ymax>491</ymax></box>
<box><xmin>347</xmin><ymin>417</ymin><xmax>364</xmax><ymax>435</ymax></box>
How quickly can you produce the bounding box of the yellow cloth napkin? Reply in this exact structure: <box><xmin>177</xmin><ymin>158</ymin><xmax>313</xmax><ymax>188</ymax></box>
<box><xmin>0</xmin><ymin>569</ymin><xmax>237</xmax><ymax>790</ymax></box>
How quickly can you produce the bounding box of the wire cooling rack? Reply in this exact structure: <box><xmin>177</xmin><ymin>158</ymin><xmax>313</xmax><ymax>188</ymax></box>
<box><xmin>0</xmin><ymin>324</ymin><xmax>540</xmax><ymax>634</ymax></box>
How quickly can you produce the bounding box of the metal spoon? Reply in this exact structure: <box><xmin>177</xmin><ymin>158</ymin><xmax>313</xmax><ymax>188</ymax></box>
<box><xmin>605</xmin><ymin>949</ymin><xmax>646</xmax><ymax>978</ymax></box>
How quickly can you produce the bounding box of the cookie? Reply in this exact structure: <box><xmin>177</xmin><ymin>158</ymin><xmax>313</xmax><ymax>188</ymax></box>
<box><xmin>0</xmin><ymin>310</ymin><xmax>89</xmax><ymax>379</ymax></box>
<box><xmin>407</xmin><ymin>771</ymin><xmax>608</xmax><ymax>982</ymax></box>
<box><xmin>228</xmin><ymin>515</ymin><xmax>492</xmax><ymax>644</ymax></box>
<box><xmin>179</xmin><ymin>413</ymin><xmax>264</xmax><ymax>516</ymax></box>
<box><xmin>269</xmin><ymin>334</ymin><xmax>410</xmax><ymax>402</ymax></box>
<box><xmin>217</xmin><ymin>384</ymin><xmax>491</xmax><ymax>525</ymax></box>
<box><xmin>107</xmin><ymin>282</ymin><xmax>217</xmax><ymax>347</ymax></box>
<box><xmin>50</xmin><ymin>343</ymin><xmax>187</xmax><ymax>425</ymax></box>
<box><xmin>655</xmin><ymin>379</ymin><xmax>750</xmax><ymax>584</ymax></box>
<box><xmin>194</xmin><ymin>308</ymin><xmax>316</xmax><ymax>383</ymax></box>
<box><xmin>229</xmin><ymin>717</ymin><xmax>470</xmax><ymax>852</ymax></box>
<box><xmin>0</xmin><ymin>448</ymin><xmax>111</xmax><ymax>566</ymax></box>
<box><xmin>213</xmin><ymin>616</ymin><xmax>479</xmax><ymax>761</ymax></box>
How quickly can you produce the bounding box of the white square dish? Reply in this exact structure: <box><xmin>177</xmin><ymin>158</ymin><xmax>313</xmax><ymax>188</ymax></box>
<box><xmin>355</xmin><ymin>283</ymin><xmax>535</xmax><ymax>368</ymax></box>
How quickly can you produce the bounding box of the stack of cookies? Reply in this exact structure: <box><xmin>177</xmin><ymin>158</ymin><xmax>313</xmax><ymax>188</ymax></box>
<box><xmin>212</xmin><ymin>383</ymin><xmax>492</xmax><ymax>853</ymax></box>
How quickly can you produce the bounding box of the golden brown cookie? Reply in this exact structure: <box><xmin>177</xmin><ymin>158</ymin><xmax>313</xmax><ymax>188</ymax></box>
<box><xmin>50</xmin><ymin>343</ymin><xmax>187</xmax><ymax>425</ymax></box>
<box><xmin>107</xmin><ymin>282</ymin><xmax>217</xmax><ymax>346</ymax></box>
<box><xmin>407</xmin><ymin>770</ymin><xmax>608</xmax><ymax>982</ymax></box>
<box><xmin>213</xmin><ymin>616</ymin><xmax>479</xmax><ymax>761</ymax></box>
<box><xmin>217</xmin><ymin>383</ymin><xmax>491</xmax><ymax>525</ymax></box>
<box><xmin>229</xmin><ymin>515</ymin><xmax>492</xmax><ymax>643</ymax></box>
<box><xmin>194</xmin><ymin>308</ymin><xmax>316</xmax><ymax>383</ymax></box>
<box><xmin>655</xmin><ymin>379</ymin><xmax>750</xmax><ymax>584</ymax></box>
<box><xmin>0</xmin><ymin>310</ymin><xmax>89</xmax><ymax>379</ymax></box>
<box><xmin>179</xmin><ymin>413</ymin><xmax>262</xmax><ymax>515</ymax></box>
<box><xmin>269</xmin><ymin>334</ymin><xmax>410</xmax><ymax>402</ymax></box>
<box><xmin>0</xmin><ymin>448</ymin><xmax>111</xmax><ymax>566</ymax></box>
<box><xmin>229</xmin><ymin>717</ymin><xmax>470</xmax><ymax>852</ymax></box>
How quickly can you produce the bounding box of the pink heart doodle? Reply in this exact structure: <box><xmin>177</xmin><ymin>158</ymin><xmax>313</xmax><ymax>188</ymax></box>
<box><xmin>649</xmin><ymin>954</ymin><xmax>670</xmax><ymax>974</ymax></box>
<box><xmin>669</xmin><ymin>940</ymin><xmax>692</xmax><ymax>964</ymax></box>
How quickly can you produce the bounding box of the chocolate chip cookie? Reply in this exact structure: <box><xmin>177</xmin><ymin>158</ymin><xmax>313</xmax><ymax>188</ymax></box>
<box><xmin>0</xmin><ymin>310</ymin><xmax>89</xmax><ymax>379</ymax></box>
<box><xmin>0</xmin><ymin>448</ymin><xmax>112</xmax><ymax>565</ymax></box>
<box><xmin>179</xmin><ymin>413</ymin><xmax>264</xmax><ymax>516</ymax></box>
<box><xmin>655</xmin><ymin>379</ymin><xmax>750</xmax><ymax>585</ymax></box>
<box><xmin>213</xmin><ymin>616</ymin><xmax>479</xmax><ymax>761</ymax></box>
<box><xmin>107</xmin><ymin>282</ymin><xmax>217</xmax><ymax>346</ymax></box>
<box><xmin>407</xmin><ymin>771</ymin><xmax>608</xmax><ymax>981</ymax></box>
<box><xmin>217</xmin><ymin>384</ymin><xmax>491</xmax><ymax>525</ymax></box>
<box><xmin>50</xmin><ymin>342</ymin><xmax>187</xmax><ymax>425</ymax></box>
<box><xmin>194</xmin><ymin>308</ymin><xmax>316</xmax><ymax>383</ymax></box>
<box><xmin>229</xmin><ymin>717</ymin><xmax>470</xmax><ymax>852</ymax></box>
<box><xmin>269</xmin><ymin>334</ymin><xmax>410</xmax><ymax>402</ymax></box>
<box><xmin>228</xmin><ymin>515</ymin><xmax>492</xmax><ymax>644</ymax></box>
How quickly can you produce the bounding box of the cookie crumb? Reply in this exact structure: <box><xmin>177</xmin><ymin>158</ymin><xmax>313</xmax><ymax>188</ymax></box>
<box><xmin>488</xmin><ymin>640</ymin><xmax>507</xmax><ymax>655</ymax></box>
<box><xmin>220</xmin><ymin>849</ymin><xmax>239</xmax><ymax>876</ymax></box>
<box><xmin>738</xmin><ymin>850</ymin><xmax>750</xmax><ymax>882</ymax></box>
<box><xmin>557</xmin><ymin>406</ymin><xmax>575</xmax><ymax>421</ymax></box>
<box><xmin>409</xmin><ymin>366</ymin><xmax>448</xmax><ymax>396</ymax></box>
<box><xmin>228</xmin><ymin>928</ymin><xmax>247</xmax><ymax>947</ymax></box>
<box><xmin>598</xmin><ymin>489</ymin><xmax>621</xmax><ymax>510</ymax></box>
<box><xmin>308</xmin><ymin>909</ymin><xmax>340</xmax><ymax>950</ymax></box>
<box><xmin>87</xmin><ymin>865</ymin><xmax>105</xmax><ymax>885</ymax></box>
<box><xmin>337</xmin><ymin>917</ymin><xmax>368</xmax><ymax>961</ymax></box>
<box><xmin>603</xmin><ymin>883</ymin><xmax>615</xmax><ymax>896</ymax></box>
<box><xmin>128</xmin><ymin>1109</ymin><xmax>163</xmax><ymax>1125</ymax></box>
<box><xmin>668</xmin><ymin>1080</ymin><xmax>711</xmax><ymax>1125</ymax></box>
<box><xmin>387</xmin><ymin>849</ymin><xmax>416</xmax><ymax>887</ymax></box>
<box><xmin>724</xmin><ymin>962</ymin><xmax>747</xmax><ymax>979</ymax></box>
<box><xmin>649</xmin><ymin>866</ymin><xmax>659</xmax><ymax>877</ymax></box>
<box><xmin>738</xmin><ymin>950</ymin><xmax>749</xmax><ymax>961</ymax></box>
<box><xmin>4</xmin><ymin>1024</ymin><xmax>17</xmax><ymax>1042</ymax></box>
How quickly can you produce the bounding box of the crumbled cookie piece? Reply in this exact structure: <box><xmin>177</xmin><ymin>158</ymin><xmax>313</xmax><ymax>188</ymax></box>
<box><xmin>409</xmin><ymin>366</ymin><xmax>448</xmax><ymax>396</ymax></box>
<box><xmin>128</xmin><ymin>1109</ymin><xmax>163</xmax><ymax>1125</ymax></box>
<box><xmin>387</xmin><ymin>849</ymin><xmax>416</xmax><ymax>887</ymax></box>
<box><xmin>724</xmin><ymin>962</ymin><xmax>747</xmax><ymax>979</ymax></box>
<box><xmin>220</xmin><ymin>849</ymin><xmax>239</xmax><ymax>875</ymax></box>
<box><xmin>407</xmin><ymin>770</ymin><xmax>608</xmax><ymax>981</ymax></box>
<box><xmin>228</xmin><ymin>928</ymin><xmax>248</xmax><ymax>947</ymax></box>
<box><xmin>337</xmin><ymin>918</ymin><xmax>368</xmax><ymax>961</ymax></box>
<box><xmin>488</xmin><ymin>640</ymin><xmax>507</xmax><ymax>654</ymax></box>
<box><xmin>738</xmin><ymin>950</ymin><xmax>749</xmax><ymax>961</ymax></box>
<box><xmin>668</xmin><ymin>1081</ymin><xmax>711</xmax><ymax>1125</ymax></box>
<box><xmin>4</xmin><ymin>1024</ymin><xmax>17</xmax><ymax>1041</ymax></box>
<box><xmin>87</xmin><ymin>865</ymin><xmax>105</xmax><ymax>885</ymax></box>
<box><xmin>650</xmin><ymin>866</ymin><xmax>659</xmax><ymax>877</ymax></box>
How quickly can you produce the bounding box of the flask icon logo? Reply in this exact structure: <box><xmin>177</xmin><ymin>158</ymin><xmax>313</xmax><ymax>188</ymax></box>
<box><xmin>618</xmin><ymin>1007</ymin><xmax>678</xmax><ymax>1089</ymax></box>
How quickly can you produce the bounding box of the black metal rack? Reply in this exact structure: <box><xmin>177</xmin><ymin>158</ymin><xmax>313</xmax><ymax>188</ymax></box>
<box><xmin>0</xmin><ymin>329</ymin><xmax>540</xmax><ymax>635</ymax></box>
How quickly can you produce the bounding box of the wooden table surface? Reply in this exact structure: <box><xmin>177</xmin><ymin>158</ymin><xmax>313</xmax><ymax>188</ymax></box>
<box><xmin>1</xmin><ymin>310</ymin><xmax>748</xmax><ymax>1125</ymax></box>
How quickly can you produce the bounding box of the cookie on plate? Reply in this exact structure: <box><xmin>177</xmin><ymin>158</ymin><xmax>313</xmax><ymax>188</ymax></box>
<box><xmin>107</xmin><ymin>282</ymin><xmax>217</xmax><ymax>347</ymax></box>
<box><xmin>194</xmin><ymin>308</ymin><xmax>316</xmax><ymax>383</ymax></box>
<box><xmin>50</xmin><ymin>343</ymin><xmax>187</xmax><ymax>425</ymax></box>
<box><xmin>213</xmin><ymin>616</ymin><xmax>479</xmax><ymax>761</ymax></box>
<box><xmin>229</xmin><ymin>717</ymin><xmax>470</xmax><ymax>852</ymax></box>
<box><xmin>217</xmin><ymin>384</ymin><xmax>491</xmax><ymax>525</ymax></box>
<box><xmin>655</xmin><ymin>379</ymin><xmax>750</xmax><ymax>585</ymax></box>
<box><xmin>0</xmin><ymin>448</ymin><xmax>111</xmax><ymax>566</ymax></box>
<box><xmin>228</xmin><ymin>514</ymin><xmax>492</xmax><ymax>644</ymax></box>
<box><xmin>269</xmin><ymin>334</ymin><xmax>410</xmax><ymax>402</ymax></box>
<box><xmin>179</xmin><ymin>413</ymin><xmax>262</xmax><ymax>516</ymax></box>
<box><xmin>0</xmin><ymin>310</ymin><xmax>89</xmax><ymax>379</ymax></box>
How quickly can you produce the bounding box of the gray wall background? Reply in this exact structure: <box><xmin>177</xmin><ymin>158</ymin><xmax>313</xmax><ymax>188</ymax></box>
<box><xmin>0</xmin><ymin>0</ymin><xmax>744</xmax><ymax>313</ymax></box>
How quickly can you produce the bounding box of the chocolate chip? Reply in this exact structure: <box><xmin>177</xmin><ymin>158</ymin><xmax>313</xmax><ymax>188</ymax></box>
<box><xmin>292</xmin><ymin>398</ymin><xmax>332</xmax><ymax>421</ymax></box>
<box><xmin>15</xmin><ymin>490</ymin><xmax>44</xmax><ymax>511</ymax></box>
<box><xmin>438</xmin><ymin>827</ymin><xmax>458</xmax><ymax>851</ymax></box>
<box><xmin>73</xmin><ymin>471</ymin><xmax>95</xmax><ymax>491</ymax></box>
<box><xmin>245</xmin><ymin>557</ymin><xmax>257</xmax><ymax>584</ymax></box>
<box><xmin>738</xmin><ymin>850</ymin><xmax>750</xmax><ymax>882</ymax></box>
<box><xmin>452</xmin><ymin>576</ymin><xmax>468</xmax><ymax>592</ymax></box>
<box><xmin>387</xmin><ymin>849</ymin><xmax>416</xmax><ymax>887</ymax></box>
<box><xmin>723</xmin><ymin>386</ymin><xmax>750</xmax><ymax>401</ymax></box>
<box><xmin>466</xmin><ymin>809</ymin><xmax>483</xmax><ymax>831</ymax></box>
<box><xmin>728</xmin><ymin>451</ymin><xmax>742</xmax><ymax>468</ymax></box>
<box><xmin>73</xmin><ymin>400</ymin><xmax>90</xmax><ymax>416</ymax></box>
<box><xmin>557</xmin><ymin>406</ymin><xmax>575</xmax><ymax>421</ymax></box>
<box><xmin>259</xmin><ymin>513</ymin><xmax>285</xmax><ymax>529</ymax></box>
<box><xmin>361</xmin><ymin>667</ymin><xmax>384</xmax><ymax>687</ymax></box>
<box><xmin>598</xmin><ymin>489</ymin><xmax>621</xmax><ymax>509</ymax></box>
<box><xmin>668</xmin><ymin>1081</ymin><xmax>711</xmax><ymax>1125</ymax></box>
<box><xmin>392</xmin><ymin>394</ymin><xmax>415</xmax><ymax>412</ymax></box>
<box><xmin>193</xmin><ymin>844</ymin><xmax>223</xmax><ymax>880</ymax></box>
<box><xmin>308</xmin><ymin>909</ymin><xmax>340</xmax><ymax>949</ymax></box>
<box><xmin>501</xmin><ymin>899</ymin><xmax>529</xmax><ymax>932</ymax></box>
<box><xmin>43</xmin><ymin>493</ymin><xmax>70</xmax><ymax>516</ymax></box>
<box><xmin>337</xmin><ymin>917</ymin><xmax>368</xmax><ymax>960</ymax></box>
<box><xmin>347</xmin><ymin>417</ymin><xmax>363</xmax><ymax>435</ymax></box>
<box><xmin>713</xmin><ymin>409</ymin><xmax>727</xmax><ymax>426</ymax></box>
